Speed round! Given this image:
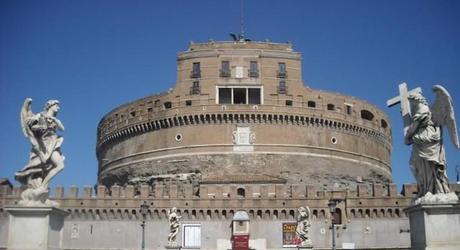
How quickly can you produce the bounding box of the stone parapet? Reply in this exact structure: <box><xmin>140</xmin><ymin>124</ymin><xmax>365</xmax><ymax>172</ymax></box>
<box><xmin>2</xmin><ymin>184</ymin><xmax>457</xmax><ymax>222</ymax></box>
<box><xmin>0</xmin><ymin>183</ymin><xmax>438</xmax><ymax>201</ymax></box>
<box><xmin>0</xmin><ymin>183</ymin><xmax>421</xmax><ymax>221</ymax></box>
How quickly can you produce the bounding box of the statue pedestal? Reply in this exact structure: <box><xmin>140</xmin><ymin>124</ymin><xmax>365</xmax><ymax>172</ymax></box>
<box><xmin>405</xmin><ymin>203</ymin><xmax>460</xmax><ymax>250</ymax></box>
<box><xmin>5</xmin><ymin>206</ymin><xmax>68</xmax><ymax>250</ymax></box>
<box><xmin>297</xmin><ymin>245</ymin><xmax>313</xmax><ymax>249</ymax></box>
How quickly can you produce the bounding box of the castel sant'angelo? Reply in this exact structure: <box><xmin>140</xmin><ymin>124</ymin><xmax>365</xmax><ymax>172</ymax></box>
<box><xmin>96</xmin><ymin>39</ymin><xmax>392</xmax><ymax>189</ymax></box>
<box><xmin>2</xmin><ymin>37</ymin><xmax>458</xmax><ymax>250</ymax></box>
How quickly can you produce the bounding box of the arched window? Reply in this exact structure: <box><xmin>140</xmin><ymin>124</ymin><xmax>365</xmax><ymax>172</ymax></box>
<box><xmin>387</xmin><ymin>209</ymin><xmax>393</xmax><ymax>218</ymax></box>
<box><xmin>237</xmin><ymin>187</ymin><xmax>246</xmax><ymax>198</ymax></box>
<box><xmin>373</xmin><ymin>209</ymin><xmax>378</xmax><ymax>218</ymax></box>
<box><xmin>361</xmin><ymin>110</ymin><xmax>374</xmax><ymax>121</ymax></box>
<box><xmin>313</xmin><ymin>210</ymin><xmax>318</xmax><ymax>219</ymax></box>
<box><xmin>191</xmin><ymin>210</ymin><xmax>197</xmax><ymax>219</ymax></box>
<box><xmin>257</xmin><ymin>210</ymin><xmax>263</xmax><ymax>219</ymax></box>
<box><xmin>289</xmin><ymin>210</ymin><xmax>295</xmax><ymax>219</ymax></box>
<box><xmin>350</xmin><ymin>209</ymin><xmax>356</xmax><ymax>218</ymax></box>
<box><xmin>327</xmin><ymin>104</ymin><xmax>335</xmax><ymax>110</ymax></box>
<box><xmin>264</xmin><ymin>210</ymin><xmax>270</xmax><ymax>219</ymax></box>
<box><xmin>332</xmin><ymin>208</ymin><xmax>342</xmax><ymax>224</ymax></box>
<box><xmin>381</xmin><ymin>119</ymin><xmax>388</xmax><ymax>128</ymax></box>
<box><xmin>307</xmin><ymin>101</ymin><xmax>316</xmax><ymax>108</ymax></box>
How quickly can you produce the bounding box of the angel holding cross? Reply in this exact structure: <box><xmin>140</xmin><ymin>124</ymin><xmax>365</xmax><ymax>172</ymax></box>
<box><xmin>388</xmin><ymin>84</ymin><xmax>459</xmax><ymax>203</ymax></box>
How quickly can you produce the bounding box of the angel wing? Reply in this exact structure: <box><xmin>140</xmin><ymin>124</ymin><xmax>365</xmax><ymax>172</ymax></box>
<box><xmin>20</xmin><ymin>98</ymin><xmax>34</xmax><ymax>138</ymax></box>
<box><xmin>431</xmin><ymin>85</ymin><xmax>460</xmax><ymax>148</ymax></box>
<box><xmin>305</xmin><ymin>206</ymin><xmax>311</xmax><ymax>218</ymax></box>
<box><xmin>20</xmin><ymin>98</ymin><xmax>45</xmax><ymax>163</ymax></box>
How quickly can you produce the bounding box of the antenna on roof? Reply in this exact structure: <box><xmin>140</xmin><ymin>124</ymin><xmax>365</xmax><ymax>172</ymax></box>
<box><xmin>240</xmin><ymin>0</ymin><xmax>245</xmax><ymax>39</ymax></box>
<box><xmin>230</xmin><ymin>0</ymin><xmax>251</xmax><ymax>42</ymax></box>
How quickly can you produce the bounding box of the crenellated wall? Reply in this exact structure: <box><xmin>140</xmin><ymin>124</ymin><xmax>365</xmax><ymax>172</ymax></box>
<box><xmin>2</xmin><ymin>183</ymin><xmax>458</xmax><ymax>249</ymax></box>
<box><xmin>0</xmin><ymin>183</ymin><xmax>425</xmax><ymax>221</ymax></box>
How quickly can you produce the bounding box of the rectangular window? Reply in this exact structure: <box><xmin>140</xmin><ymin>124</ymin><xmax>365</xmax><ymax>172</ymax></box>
<box><xmin>191</xmin><ymin>81</ymin><xmax>200</xmax><ymax>95</ymax></box>
<box><xmin>249</xmin><ymin>61</ymin><xmax>259</xmax><ymax>77</ymax></box>
<box><xmin>346</xmin><ymin>104</ymin><xmax>352</xmax><ymax>115</ymax></box>
<box><xmin>219</xmin><ymin>88</ymin><xmax>232</xmax><ymax>104</ymax></box>
<box><xmin>233</xmin><ymin>88</ymin><xmax>246</xmax><ymax>104</ymax></box>
<box><xmin>278</xmin><ymin>80</ymin><xmax>287</xmax><ymax>94</ymax></box>
<box><xmin>278</xmin><ymin>62</ymin><xmax>287</xmax><ymax>78</ymax></box>
<box><xmin>248</xmin><ymin>88</ymin><xmax>261</xmax><ymax>104</ymax></box>
<box><xmin>218</xmin><ymin>87</ymin><xmax>262</xmax><ymax>105</ymax></box>
<box><xmin>191</xmin><ymin>62</ymin><xmax>201</xmax><ymax>78</ymax></box>
<box><xmin>182</xmin><ymin>224</ymin><xmax>201</xmax><ymax>249</ymax></box>
<box><xmin>220</xmin><ymin>61</ymin><xmax>230</xmax><ymax>77</ymax></box>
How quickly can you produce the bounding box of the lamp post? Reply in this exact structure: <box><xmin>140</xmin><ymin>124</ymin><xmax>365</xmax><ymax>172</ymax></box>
<box><xmin>140</xmin><ymin>201</ymin><xmax>150</xmax><ymax>250</ymax></box>
<box><xmin>328</xmin><ymin>199</ymin><xmax>342</xmax><ymax>250</ymax></box>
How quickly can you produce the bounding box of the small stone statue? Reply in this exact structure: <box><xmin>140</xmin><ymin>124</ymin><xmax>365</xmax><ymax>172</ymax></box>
<box><xmin>296</xmin><ymin>206</ymin><xmax>312</xmax><ymax>247</ymax></box>
<box><xmin>15</xmin><ymin>98</ymin><xmax>65</xmax><ymax>206</ymax></box>
<box><xmin>167</xmin><ymin>207</ymin><xmax>182</xmax><ymax>245</ymax></box>
<box><xmin>390</xmin><ymin>84</ymin><xmax>459</xmax><ymax>204</ymax></box>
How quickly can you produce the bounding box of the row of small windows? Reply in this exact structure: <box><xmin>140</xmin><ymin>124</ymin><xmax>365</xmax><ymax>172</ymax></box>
<box><xmin>65</xmin><ymin>207</ymin><xmax>404</xmax><ymax>222</ymax></box>
<box><xmin>190</xmin><ymin>61</ymin><xmax>287</xmax><ymax>79</ymax></box>
<box><xmin>65</xmin><ymin>208</ymin><xmax>335</xmax><ymax>221</ymax></box>
<box><xmin>189</xmin><ymin>61</ymin><xmax>287</xmax><ymax>96</ymax></box>
<box><xmin>115</xmin><ymin>103</ymin><xmax>387</xmax><ymax>129</ymax></box>
<box><xmin>99</xmin><ymin>112</ymin><xmax>391</xmax><ymax>147</ymax></box>
<box><xmin>189</xmin><ymin>82</ymin><xmax>383</xmax><ymax>127</ymax></box>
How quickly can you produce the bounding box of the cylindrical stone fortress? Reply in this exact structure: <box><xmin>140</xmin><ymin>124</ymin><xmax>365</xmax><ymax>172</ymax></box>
<box><xmin>96</xmin><ymin>41</ymin><xmax>392</xmax><ymax>188</ymax></box>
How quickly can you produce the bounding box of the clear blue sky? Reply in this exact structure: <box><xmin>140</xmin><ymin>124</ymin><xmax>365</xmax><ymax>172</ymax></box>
<box><xmin>1</xmin><ymin>0</ymin><xmax>459</xmax><ymax>192</ymax></box>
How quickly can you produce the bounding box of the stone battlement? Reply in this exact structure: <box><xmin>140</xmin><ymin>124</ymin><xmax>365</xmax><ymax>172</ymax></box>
<box><xmin>4</xmin><ymin>183</ymin><xmax>457</xmax><ymax>222</ymax></box>
<box><xmin>1</xmin><ymin>183</ymin><xmax>424</xmax><ymax>201</ymax></box>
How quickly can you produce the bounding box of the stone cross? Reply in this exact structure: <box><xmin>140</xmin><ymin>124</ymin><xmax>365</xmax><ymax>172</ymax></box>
<box><xmin>387</xmin><ymin>82</ymin><xmax>422</xmax><ymax>135</ymax></box>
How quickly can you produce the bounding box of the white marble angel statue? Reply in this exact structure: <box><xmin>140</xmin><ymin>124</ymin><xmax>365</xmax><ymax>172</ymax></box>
<box><xmin>296</xmin><ymin>206</ymin><xmax>312</xmax><ymax>247</ymax></box>
<box><xmin>15</xmin><ymin>98</ymin><xmax>65</xmax><ymax>206</ymax></box>
<box><xmin>405</xmin><ymin>85</ymin><xmax>459</xmax><ymax>203</ymax></box>
<box><xmin>167</xmin><ymin>207</ymin><xmax>182</xmax><ymax>245</ymax></box>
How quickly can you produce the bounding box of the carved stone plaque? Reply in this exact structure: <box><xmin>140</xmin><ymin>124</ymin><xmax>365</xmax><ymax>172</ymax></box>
<box><xmin>235</xmin><ymin>66</ymin><xmax>244</xmax><ymax>78</ymax></box>
<box><xmin>232</xmin><ymin>125</ymin><xmax>255</xmax><ymax>151</ymax></box>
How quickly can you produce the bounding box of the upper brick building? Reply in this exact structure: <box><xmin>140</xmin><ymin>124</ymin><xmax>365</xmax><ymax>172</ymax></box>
<box><xmin>96</xmin><ymin>40</ymin><xmax>392</xmax><ymax>190</ymax></box>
